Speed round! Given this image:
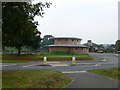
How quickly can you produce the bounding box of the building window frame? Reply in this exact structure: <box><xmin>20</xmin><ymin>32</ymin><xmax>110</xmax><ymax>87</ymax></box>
<box><xmin>65</xmin><ymin>39</ymin><xmax>68</xmax><ymax>41</ymax></box>
<box><xmin>76</xmin><ymin>47</ymin><xmax>78</xmax><ymax>50</ymax></box>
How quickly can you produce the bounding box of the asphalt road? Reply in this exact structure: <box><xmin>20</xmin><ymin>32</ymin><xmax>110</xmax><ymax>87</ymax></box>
<box><xmin>64</xmin><ymin>72</ymin><xmax>118</xmax><ymax>88</ymax></box>
<box><xmin>2</xmin><ymin>53</ymin><xmax>119</xmax><ymax>88</ymax></box>
<box><xmin>2</xmin><ymin>53</ymin><xmax>119</xmax><ymax>71</ymax></box>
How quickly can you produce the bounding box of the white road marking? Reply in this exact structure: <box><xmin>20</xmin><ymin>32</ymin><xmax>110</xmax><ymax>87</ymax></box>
<box><xmin>95</xmin><ymin>63</ymin><xmax>102</xmax><ymax>66</ymax></box>
<box><xmin>1</xmin><ymin>64</ymin><xmax>16</xmax><ymax>67</ymax></box>
<box><xmin>102</xmin><ymin>59</ymin><xmax>107</xmax><ymax>62</ymax></box>
<box><xmin>62</xmin><ymin>71</ymin><xmax>86</xmax><ymax>73</ymax></box>
<box><xmin>22</xmin><ymin>64</ymin><xmax>37</xmax><ymax>67</ymax></box>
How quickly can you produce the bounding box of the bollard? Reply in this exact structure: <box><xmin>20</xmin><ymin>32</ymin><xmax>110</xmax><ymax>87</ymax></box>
<box><xmin>43</xmin><ymin>57</ymin><xmax>47</xmax><ymax>64</ymax></box>
<box><xmin>72</xmin><ymin>57</ymin><xmax>76</xmax><ymax>63</ymax></box>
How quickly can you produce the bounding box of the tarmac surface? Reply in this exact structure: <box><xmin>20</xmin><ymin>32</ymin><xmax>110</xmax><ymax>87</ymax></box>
<box><xmin>64</xmin><ymin>72</ymin><xmax>118</xmax><ymax>88</ymax></box>
<box><xmin>2</xmin><ymin>53</ymin><xmax>118</xmax><ymax>71</ymax></box>
<box><xmin>1</xmin><ymin>53</ymin><xmax>119</xmax><ymax>88</ymax></box>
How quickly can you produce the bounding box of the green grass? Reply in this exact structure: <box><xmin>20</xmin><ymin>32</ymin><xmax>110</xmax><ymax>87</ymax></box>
<box><xmin>2</xmin><ymin>69</ymin><xmax>72</xmax><ymax>88</ymax></box>
<box><xmin>2</xmin><ymin>53</ymin><xmax>93</xmax><ymax>63</ymax></box>
<box><xmin>1</xmin><ymin>60</ymin><xmax>29</xmax><ymax>63</ymax></box>
<box><xmin>87</xmin><ymin>68</ymin><xmax>120</xmax><ymax>80</ymax></box>
<box><xmin>2</xmin><ymin>54</ymin><xmax>38</xmax><ymax>63</ymax></box>
<box><xmin>38</xmin><ymin>52</ymin><xmax>93</xmax><ymax>61</ymax></box>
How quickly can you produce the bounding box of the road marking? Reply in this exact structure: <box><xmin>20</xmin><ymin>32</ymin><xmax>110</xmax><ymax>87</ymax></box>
<box><xmin>22</xmin><ymin>64</ymin><xmax>37</xmax><ymax>67</ymax></box>
<box><xmin>95</xmin><ymin>63</ymin><xmax>102</xmax><ymax>66</ymax></box>
<box><xmin>62</xmin><ymin>71</ymin><xmax>86</xmax><ymax>73</ymax></box>
<box><xmin>1</xmin><ymin>64</ymin><xmax>16</xmax><ymax>67</ymax></box>
<box><xmin>47</xmin><ymin>62</ymin><xmax>60</xmax><ymax>64</ymax></box>
<box><xmin>50</xmin><ymin>64</ymin><xmax>69</xmax><ymax>67</ymax></box>
<box><xmin>102</xmin><ymin>59</ymin><xmax>107</xmax><ymax>62</ymax></box>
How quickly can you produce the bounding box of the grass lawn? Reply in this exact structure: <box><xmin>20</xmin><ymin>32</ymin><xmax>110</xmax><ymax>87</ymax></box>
<box><xmin>2</xmin><ymin>69</ymin><xmax>72</xmax><ymax>88</ymax></box>
<box><xmin>87</xmin><ymin>68</ymin><xmax>120</xmax><ymax>80</ymax></box>
<box><xmin>2</xmin><ymin>60</ymin><xmax>29</xmax><ymax>63</ymax></box>
<box><xmin>38</xmin><ymin>53</ymin><xmax>93</xmax><ymax>61</ymax></box>
<box><xmin>2</xmin><ymin>53</ymin><xmax>93</xmax><ymax>63</ymax></box>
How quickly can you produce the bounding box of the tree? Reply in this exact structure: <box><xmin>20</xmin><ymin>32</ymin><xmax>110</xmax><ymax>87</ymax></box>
<box><xmin>41</xmin><ymin>35</ymin><xmax>54</xmax><ymax>51</ymax></box>
<box><xmin>2</xmin><ymin>2</ymin><xmax>51</xmax><ymax>55</ymax></box>
<box><xmin>115</xmin><ymin>40</ymin><xmax>120</xmax><ymax>51</ymax></box>
<box><xmin>30</xmin><ymin>30</ymin><xmax>42</xmax><ymax>53</ymax></box>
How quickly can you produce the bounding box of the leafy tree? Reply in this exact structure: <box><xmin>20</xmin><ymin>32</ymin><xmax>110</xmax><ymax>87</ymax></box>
<box><xmin>2</xmin><ymin>2</ymin><xmax>51</xmax><ymax>55</ymax></box>
<box><xmin>41</xmin><ymin>35</ymin><xmax>54</xmax><ymax>51</ymax></box>
<box><xmin>30</xmin><ymin>30</ymin><xmax>42</xmax><ymax>53</ymax></box>
<box><xmin>115</xmin><ymin>40</ymin><xmax>120</xmax><ymax>51</ymax></box>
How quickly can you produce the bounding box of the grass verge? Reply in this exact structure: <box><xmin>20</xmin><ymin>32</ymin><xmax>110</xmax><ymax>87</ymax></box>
<box><xmin>2</xmin><ymin>60</ymin><xmax>29</xmax><ymax>63</ymax></box>
<box><xmin>2</xmin><ymin>69</ymin><xmax>72</xmax><ymax>88</ymax></box>
<box><xmin>2</xmin><ymin>53</ymin><xmax>93</xmax><ymax>63</ymax></box>
<box><xmin>87</xmin><ymin>68</ymin><xmax>120</xmax><ymax>80</ymax></box>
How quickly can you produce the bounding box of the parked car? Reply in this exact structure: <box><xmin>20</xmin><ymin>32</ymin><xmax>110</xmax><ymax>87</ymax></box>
<box><xmin>117</xmin><ymin>51</ymin><xmax>120</xmax><ymax>54</ymax></box>
<box><xmin>97</xmin><ymin>51</ymin><xmax>103</xmax><ymax>53</ymax></box>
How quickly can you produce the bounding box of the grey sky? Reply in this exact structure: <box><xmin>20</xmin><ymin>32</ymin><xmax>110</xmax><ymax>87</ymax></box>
<box><xmin>33</xmin><ymin>0</ymin><xmax>119</xmax><ymax>44</ymax></box>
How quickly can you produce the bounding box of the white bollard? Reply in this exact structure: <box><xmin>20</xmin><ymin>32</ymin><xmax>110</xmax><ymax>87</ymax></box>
<box><xmin>72</xmin><ymin>57</ymin><xmax>76</xmax><ymax>63</ymax></box>
<box><xmin>43</xmin><ymin>57</ymin><xmax>47</xmax><ymax>64</ymax></box>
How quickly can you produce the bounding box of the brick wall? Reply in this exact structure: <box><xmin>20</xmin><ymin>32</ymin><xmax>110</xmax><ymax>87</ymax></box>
<box><xmin>54</xmin><ymin>38</ymin><xmax>81</xmax><ymax>45</ymax></box>
<box><xmin>49</xmin><ymin>47</ymin><xmax>88</xmax><ymax>54</ymax></box>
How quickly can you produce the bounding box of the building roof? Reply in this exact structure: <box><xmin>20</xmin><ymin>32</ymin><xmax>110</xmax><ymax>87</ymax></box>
<box><xmin>47</xmin><ymin>44</ymin><xmax>87</xmax><ymax>48</ymax></box>
<box><xmin>84</xmin><ymin>42</ymin><xmax>99</xmax><ymax>47</ymax></box>
<box><xmin>83</xmin><ymin>40</ymin><xmax>99</xmax><ymax>47</ymax></box>
<box><xmin>49</xmin><ymin>37</ymin><xmax>82</xmax><ymax>40</ymax></box>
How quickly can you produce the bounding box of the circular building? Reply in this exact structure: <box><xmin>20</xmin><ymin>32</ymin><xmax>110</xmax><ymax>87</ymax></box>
<box><xmin>48</xmin><ymin>37</ymin><xmax>88</xmax><ymax>54</ymax></box>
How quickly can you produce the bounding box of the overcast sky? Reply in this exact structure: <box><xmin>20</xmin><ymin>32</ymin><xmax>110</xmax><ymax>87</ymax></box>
<box><xmin>32</xmin><ymin>0</ymin><xmax>119</xmax><ymax>44</ymax></box>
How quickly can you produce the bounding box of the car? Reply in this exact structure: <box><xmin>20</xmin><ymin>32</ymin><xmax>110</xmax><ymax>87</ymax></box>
<box><xmin>97</xmin><ymin>51</ymin><xmax>103</xmax><ymax>53</ymax></box>
<box><xmin>117</xmin><ymin>51</ymin><xmax>120</xmax><ymax>54</ymax></box>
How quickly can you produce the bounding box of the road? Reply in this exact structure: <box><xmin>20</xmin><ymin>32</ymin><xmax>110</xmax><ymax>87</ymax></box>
<box><xmin>2</xmin><ymin>53</ymin><xmax>119</xmax><ymax>71</ymax></box>
<box><xmin>2</xmin><ymin>53</ymin><xmax>119</xmax><ymax>88</ymax></box>
<box><xmin>64</xmin><ymin>72</ymin><xmax>118</xmax><ymax>88</ymax></box>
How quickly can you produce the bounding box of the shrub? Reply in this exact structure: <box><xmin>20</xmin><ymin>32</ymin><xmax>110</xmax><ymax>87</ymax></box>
<box><xmin>50</xmin><ymin>50</ymin><xmax>75</xmax><ymax>55</ymax></box>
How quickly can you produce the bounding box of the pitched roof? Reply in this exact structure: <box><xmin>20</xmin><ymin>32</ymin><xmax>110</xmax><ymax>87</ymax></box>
<box><xmin>84</xmin><ymin>43</ymin><xmax>99</xmax><ymax>47</ymax></box>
